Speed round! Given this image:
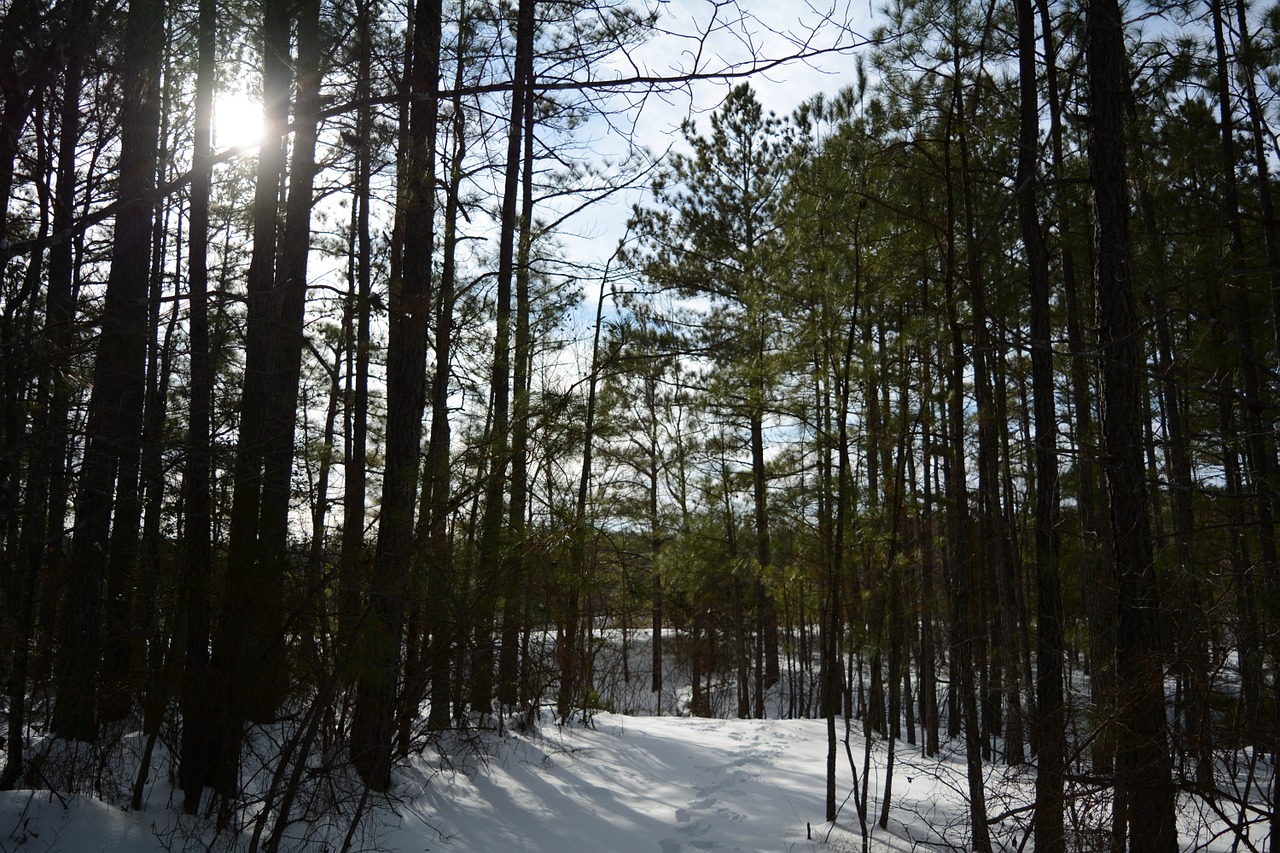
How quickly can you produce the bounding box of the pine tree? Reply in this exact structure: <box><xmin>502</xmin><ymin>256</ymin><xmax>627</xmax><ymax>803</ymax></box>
<box><xmin>626</xmin><ymin>83</ymin><xmax>787</xmax><ymax>713</ymax></box>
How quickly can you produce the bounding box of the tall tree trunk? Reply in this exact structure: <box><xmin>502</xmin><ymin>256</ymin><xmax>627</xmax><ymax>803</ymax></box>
<box><xmin>305</xmin><ymin>346</ymin><xmax>343</xmax><ymax>664</ymax></box>
<box><xmin>497</xmin><ymin>71</ymin><xmax>537</xmax><ymax>710</ymax></box>
<box><xmin>36</xmin><ymin>47</ymin><xmax>86</xmax><ymax>684</ymax></box>
<box><xmin>918</xmin><ymin>325</ymin><xmax>940</xmax><ymax>757</ymax></box>
<box><xmin>1086</xmin><ymin>1</ymin><xmax>1178</xmax><ymax>848</ymax></box>
<box><xmin>942</xmin><ymin>91</ymin><xmax>991</xmax><ymax>852</ymax></box>
<box><xmin>953</xmin><ymin>46</ymin><xmax>1010</xmax><ymax>765</ymax></box>
<box><xmin>1128</xmin><ymin>87</ymin><xmax>1212</xmax><ymax>791</ymax></box>
<box><xmin>472</xmin><ymin>0</ymin><xmax>535</xmax><ymax>715</ymax></box>
<box><xmin>423</xmin><ymin>24</ymin><xmax>470</xmax><ymax>730</ymax></box>
<box><xmin>0</xmin><ymin>25</ymin><xmax>85</xmax><ymax>787</ymax></box>
<box><xmin>208</xmin><ymin>0</ymin><xmax>291</xmax><ymax>797</ymax></box>
<box><xmin>53</xmin><ymin>0</ymin><xmax>163</xmax><ymax>743</ymax></box>
<box><xmin>3</xmin><ymin>166</ymin><xmax>49</xmax><ymax>666</ymax></box>
<box><xmin>1230</xmin><ymin>0</ymin><xmax>1274</xmax><ymax>739</ymax></box>
<box><xmin>338</xmin><ymin>0</ymin><xmax>376</xmax><ymax>645</ymax></box>
<box><xmin>991</xmin><ymin>323</ymin><xmax>1026</xmax><ymax>763</ymax></box>
<box><xmin>1035</xmin><ymin>0</ymin><xmax>1114</xmax><ymax>775</ymax></box>
<box><xmin>105</xmin><ymin>27</ymin><xmax>178</xmax><ymax>725</ymax></box>
<box><xmin>749</xmin><ymin>393</ymin><xmax>779</xmax><ymax>697</ymax></box>
<box><xmin>351</xmin><ymin>0</ymin><xmax>440</xmax><ymax>790</ymax></box>
<box><xmin>648</xmin><ymin>371</ymin><xmax>664</xmax><ymax>707</ymax></box>
<box><xmin>178</xmin><ymin>0</ymin><xmax>215</xmax><ymax>812</ymax></box>
<box><xmin>832</xmin><ymin>316</ymin><xmax>854</xmax><ymax>754</ymax></box>
<box><xmin>254</xmin><ymin>0</ymin><xmax>322</xmax><ymax>711</ymax></box>
<box><xmin>563</xmin><ymin>255</ymin><xmax>611</xmax><ymax>722</ymax></box>
<box><xmin>1015</xmin><ymin>0</ymin><xmax>1063</xmax><ymax>846</ymax></box>
<box><xmin>134</xmin><ymin>244</ymin><xmax>180</xmax><ymax>729</ymax></box>
<box><xmin>1209</xmin><ymin>0</ymin><xmax>1279</xmax><ymax>774</ymax></box>
<box><xmin>210</xmin><ymin>0</ymin><xmax>323</xmax><ymax>794</ymax></box>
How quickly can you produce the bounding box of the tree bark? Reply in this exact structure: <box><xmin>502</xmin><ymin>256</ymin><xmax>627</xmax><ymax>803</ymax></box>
<box><xmin>209</xmin><ymin>0</ymin><xmax>321</xmax><ymax>794</ymax></box>
<box><xmin>177</xmin><ymin>0</ymin><xmax>215</xmax><ymax>812</ymax></box>
<box><xmin>0</xmin><ymin>16</ymin><xmax>86</xmax><ymax>786</ymax></box>
<box><xmin>422</xmin><ymin>23</ymin><xmax>470</xmax><ymax>730</ymax></box>
<box><xmin>53</xmin><ymin>0</ymin><xmax>163</xmax><ymax>743</ymax></box>
<box><xmin>498</xmin><ymin>68</ymin><xmax>537</xmax><ymax>710</ymax></box>
<box><xmin>1209</xmin><ymin>0</ymin><xmax>1279</xmax><ymax>773</ymax></box>
<box><xmin>942</xmin><ymin>85</ymin><xmax>990</xmax><ymax>851</ymax></box>
<box><xmin>1015</xmin><ymin>0</ymin><xmax>1063</xmax><ymax>846</ymax></box>
<box><xmin>1086</xmin><ymin>0</ymin><xmax>1178</xmax><ymax>847</ymax></box>
<box><xmin>338</xmin><ymin>0</ymin><xmax>376</xmax><ymax>645</ymax></box>
<box><xmin>208</xmin><ymin>0</ymin><xmax>291</xmax><ymax>796</ymax></box>
<box><xmin>472</xmin><ymin>0</ymin><xmax>535</xmax><ymax>715</ymax></box>
<box><xmin>351</xmin><ymin>0</ymin><xmax>440</xmax><ymax>790</ymax></box>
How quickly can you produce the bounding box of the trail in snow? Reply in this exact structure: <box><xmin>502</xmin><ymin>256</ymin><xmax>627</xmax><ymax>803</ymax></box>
<box><xmin>0</xmin><ymin>710</ymin><xmax>1266</xmax><ymax>851</ymax></box>
<box><xmin>0</xmin><ymin>628</ymin><xmax>1268</xmax><ymax>851</ymax></box>
<box><xmin>389</xmin><ymin>713</ymin><xmax>930</xmax><ymax>853</ymax></box>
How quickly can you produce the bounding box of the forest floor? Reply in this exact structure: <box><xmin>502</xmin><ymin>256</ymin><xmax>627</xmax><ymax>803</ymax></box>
<box><xmin>0</xmin><ymin>629</ymin><xmax>1269</xmax><ymax>851</ymax></box>
<box><xmin>0</xmin><ymin>710</ymin><xmax>991</xmax><ymax>852</ymax></box>
<box><xmin>1</xmin><ymin>708</ymin><xmax>1264</xmax><ymax>852</ymax></box>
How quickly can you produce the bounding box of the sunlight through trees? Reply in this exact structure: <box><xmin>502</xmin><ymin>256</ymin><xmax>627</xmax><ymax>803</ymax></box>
<box><xmin>0</xmin><ymin>0</ymin><xmax>1276</xmax><ymax>848</ymax></box>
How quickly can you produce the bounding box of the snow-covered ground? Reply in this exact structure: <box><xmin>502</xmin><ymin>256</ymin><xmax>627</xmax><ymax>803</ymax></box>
<box><xmin>0</xmin><ymin>711</ymin><xmax>964</xmax><ymax>853</ymax></box>
<box><xmin>387</xmin><ymin>713</ymin><xmax>923</xmax><ymax>853</ymax></box>
<box><xmin>4</xmin><ymin>708</ymin><xmax>1267</xmax><ymax>852</ymax></box>
<box><xmin>0</xmin><ymin>628</ymin><xmax>1270</xmax><ymax>851</ymax></box>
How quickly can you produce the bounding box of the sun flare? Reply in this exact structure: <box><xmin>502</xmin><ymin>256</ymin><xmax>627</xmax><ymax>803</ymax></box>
<box><xmin>213</xmin><ymin>89</ymin><xmax>265</xmax><ymax>151</ymax></box>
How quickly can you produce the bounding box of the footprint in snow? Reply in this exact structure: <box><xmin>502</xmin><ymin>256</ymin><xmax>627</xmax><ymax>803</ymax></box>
<box><xmin>676</xmin><ymin>818</ymin><xmax>712</xmax><ymax>837</ymax></box>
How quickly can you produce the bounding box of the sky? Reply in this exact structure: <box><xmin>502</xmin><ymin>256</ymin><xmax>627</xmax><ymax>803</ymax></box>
<box><xmin>548</xmin><ymin>0</ymin><xmax>879</xmax><ymax>276</ymax></box>
<box><xmin>208</xmin><ymin>0</ymin><xmax>886</xmax><ymax>538</ymax></box>
<box><xmin>208</xmin><ymin>0</ymin><xmax>884</xmax><ymax>311</ymax></box>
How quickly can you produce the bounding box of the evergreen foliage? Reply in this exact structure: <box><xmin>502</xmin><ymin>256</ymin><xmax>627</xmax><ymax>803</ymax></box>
<box><xmin>0</xmin><ymin>0</ymin><xmax>1275</xmax><ymax>847</ymax></box>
